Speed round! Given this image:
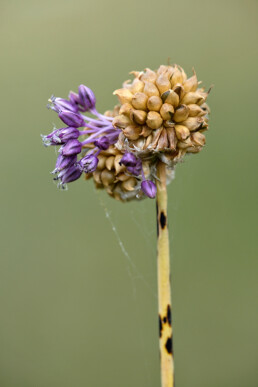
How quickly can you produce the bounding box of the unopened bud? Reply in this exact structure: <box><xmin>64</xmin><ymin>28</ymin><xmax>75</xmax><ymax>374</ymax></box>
<box><xmin>94</xmin><ymin>136</ymin><xmax>110</xmax><ymax>150</ymax></box>
<box><xmin>78</xmin><ymin>154</ymin><xmax>98</xmax><ymax>172</ymax></box>
<box><xmin>59</xmin><ymin>139</ymin><xmax>82</xmax><ymax>156</ymax></box>
<box><xmin>59</xmin><ymin>110</ymin><xmax>84</xmax><ymax>128</ymax></box>
<box><xmin>78</xmin><ymin>85</ymin><xmax>96</xmax><ymax>111</ymax></box>
<box><xmin>141</xmin><ymin>180</ymin><xmax>157</xmax><ymax>198</ymax></box>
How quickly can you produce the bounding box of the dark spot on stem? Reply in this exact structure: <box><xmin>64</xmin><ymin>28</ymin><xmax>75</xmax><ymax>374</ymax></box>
<box><xmin>159</xmin><ymin>315</ymin><xmax>162</xmax><ymax>337</ymax></box>
<box><xmin>163</xmin><ymin>316</ymin><xmax>167</xmax><ymax>323</ymax></box>
<box><xmin>160</xmin><ymin>212</ymin><xmax>167</xmax><ymax>229</ymax></box>
<box><xmin>165</xmin><ymin>337</ymin><xmax>173</xmax><ymax>354</ymax></box>
<box><xmin>167</xmin><ymin>305</ymin><xmax>172</xmax><ymax>326</ymax></box>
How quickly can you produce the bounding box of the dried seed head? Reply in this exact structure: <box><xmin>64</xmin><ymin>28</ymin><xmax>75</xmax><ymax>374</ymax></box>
<box><xmin>78</xmin><ymin>65</ymin><xmax>211</xmax><ymax>201</ymax></box>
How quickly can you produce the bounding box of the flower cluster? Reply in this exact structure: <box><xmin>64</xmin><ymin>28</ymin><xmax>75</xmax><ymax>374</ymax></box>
<box><xmin>42</xmin><ymin>65</ymin><xmax>210</xmax><ymax>200</ymax></box>
<box><xmin>42</xmin><ymin>85</ymin><xmax>155</xmax><ymax>198</ymax></box>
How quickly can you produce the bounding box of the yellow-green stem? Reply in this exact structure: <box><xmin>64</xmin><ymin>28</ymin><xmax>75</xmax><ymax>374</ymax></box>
<box><xmin>156</xmin><ymin>161</ymin><xmax>174</xmax><ymax>387</ymax></box>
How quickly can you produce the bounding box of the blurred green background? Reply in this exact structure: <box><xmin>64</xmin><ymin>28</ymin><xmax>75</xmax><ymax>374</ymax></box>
<box><xmin>1</xmin><ymin>0</ymin><xmax>257</xmax><ymax>386</ymax></box>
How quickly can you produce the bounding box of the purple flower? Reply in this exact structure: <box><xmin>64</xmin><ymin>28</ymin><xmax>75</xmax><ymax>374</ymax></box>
<box><xmin>120</xmin><ymin>152</ymin><xmax>137</xmax><ymax>167</ymax></box>
<box><xmin>41</xmin><ymin>127</ymin><xmax>80</xmax><ymax>146</ymax></box>
<box><xmin>52</xmin><ymin>154</ymin><xmax>77</xmax><ymax>173</ymax></box>
<box><xmin>78</xmin><ymin>85</ymin><xmax>96</xmax><ymax>111</ymax></box>
<box><xmin>49</xmin><ymin>97</ymin><xmax>78</xmax><ymax>113</ymax></box>
<box><xmin>127</xmin><ymin>159</ymin><xmax>142</xmax><ymax>176</ymax></box>
<box><xmin>59</xmin><ymin>110</ymin><xmax>85</xmax><ymax>128</ymax></box>
<box><xmin>59</xmin><ymin>139</ymin><xmax>82</xmax><ymax>156</ymax></box>
<box><xmin>41</xmin><ymin>128</ymin><xmax>61</xmax><ymax>146</ymax></box>
<box><xmin>94</xmin><ymin>136</ymin><xmax>110</xmax><ymax>150</ymax></box>
<box><xmin>56</xmin><ymin>164</ymin><xmax>82</xmax><ymax>186</ymax></box>
<box><xmin>141</xmin><ymin>180</ymin><xmax>157</xmax><ymax>199</ymax></box>
<box><xmin>77</xmin><ymin>154</ymin><xmax>98</xmax><ymax>173</ymax></box>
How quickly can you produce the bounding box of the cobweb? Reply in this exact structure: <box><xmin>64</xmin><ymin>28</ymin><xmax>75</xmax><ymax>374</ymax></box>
<box><xmin>98</xmin><ymin>194</ymin><xmax>157</xmax><ymax>299</ymax></box>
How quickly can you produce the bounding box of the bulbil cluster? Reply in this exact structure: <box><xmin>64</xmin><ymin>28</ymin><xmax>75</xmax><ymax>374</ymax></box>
<box><xmin>42</xmin><ymin>65</ymin><xmax>210</xmax><ymax>201</ymax></box>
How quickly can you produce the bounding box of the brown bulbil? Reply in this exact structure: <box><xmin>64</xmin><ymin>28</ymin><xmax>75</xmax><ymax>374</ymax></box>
<box><xmin>175</xmin><ymin>125</ymin><xmax>190</xmax><ymax>141</ymax></box>
<box><xmin>146</xmin><ymin>111</ymin><xmax>163</xmax><ymax>129</ymax></box>
<box><xmin>147</xmin><ymin>96</ymin><xmax>163</xmax><ymax>111</ymax></box>
<box><xmin>173</xmin><ymin>105</ymin><xmax>189</xmax><ymax>122</ymax></box>
<box><xmin>161</xmin><ymin>90</ymin><xmax>179</xmax><ymax>107</ymax></box>
<box><xmin>156</xmin><ymin>75</ymin><xmax>171</xmax><ymax>94</ymax></box>
<box><xmin>123</xmin><ymin>124</ymin><xmax>142</xmax><ymax>140</ymax></box>
<box><xmin>144</xmin><ymin>82</ymin><xmax>160</xmax><ymax>97</ymax></box>
<box><xmin>130</xmin><ymin>109</ymin><xmax>147</xmax><ymax>125</ymax></box>
<box><xmin>160</xmin><ymin>103</ymin><xmax>174</xmax><ymax>120</ymax></box>
<box><xmin>113</xmin><ymin>114</ymin><xmax>131</xmax><ymax>129</ymax></box>
<box><xmin>181</xmin><ymin>117</ymin><xmax>204</xmax><ymax>131</ymax></box>
<box><xmin>132</xmin><ymin>92</ymin><xmax>148</xmax><ymax>110</ymax></box>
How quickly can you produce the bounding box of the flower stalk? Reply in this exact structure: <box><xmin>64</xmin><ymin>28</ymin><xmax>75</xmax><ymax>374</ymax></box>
<box><xmin>156</xmin><ymin>161</ymin><xmax>174</xmax><ymax>387</ymax></box>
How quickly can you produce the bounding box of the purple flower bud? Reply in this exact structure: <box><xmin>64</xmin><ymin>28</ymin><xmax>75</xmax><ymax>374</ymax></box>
<box><xmin>94</xmin><ymin>136</ymin><xmax>110</xmax><ymax>150</ymax></box>
<box><xmin>41</xmin><ymin>127</ymin><xmax>80</xmax><ymax>147</ymax></box>
<box><xmin>57</xmin><ymin>165</ymin><xmax>82</xmax><ymax>184</ymax></box>
<box><xmin>52</xmin><ymin>154</ymin><xmax>77</xmax><ymax>173</ymax></box>
<box><xmin>120</xmin><ymin>152</ymin><xmax>137</xmax><ymax>167</ymax></box>
<box><xmin>41</xmin><ymin>128</ymin><xmax>61</xmax><ymax>146</ymax></box>
<box><xmin>77</xmin><ymin>154</ymin><xmax>98</xmax><ymax>173</ymax></box>
<box><xmin>78</xmin><ymin>84</ymin><xmax>96</xmax><ymax>111</ymax></box>
<box><xmin>59</xmin><ymin>110</ymin><xmax>85</xmax><ymax>128</ymax></box>
<box><xmin>59</xmin><ymin>139</ymin><xmax>82</xmax><ymax>156</ymax></box>
<box><xmin>127</xmin><ymin>159</ymin><xmax>142</xmax><ymax>176</ymax></box>
<box><xmin>58</xmin><ymin>127</ymin><xmax>80</xmax><ymax>142</ymax></box>
<box><xmin>141</xmin><ymin>180</ymin><xmax>157</xmax><ymax>199</ymax></box>
<box><xmin>51</xmin><ymin>97</ymin><xmax>78</xmax><ymax>113</ymax></box>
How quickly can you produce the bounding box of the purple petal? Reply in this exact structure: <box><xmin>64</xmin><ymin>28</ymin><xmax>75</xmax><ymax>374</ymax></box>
<box><xmin>59</xmin><ymin>139</ymin><xmax>82</xmax><ymax>156</ymax></box>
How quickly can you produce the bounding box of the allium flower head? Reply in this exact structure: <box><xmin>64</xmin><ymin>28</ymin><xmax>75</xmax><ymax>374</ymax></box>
<box><xmin>41</xmin><ymin>65</ymin><xmax>211</xmax><ymax>199</ymax></box>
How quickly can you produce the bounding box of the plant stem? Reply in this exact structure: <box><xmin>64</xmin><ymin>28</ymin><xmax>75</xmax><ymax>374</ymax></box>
<box><xmin>156</xmin><ymin>161</ymin><xmax>174</xmax><ymax>387</ymax></box>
